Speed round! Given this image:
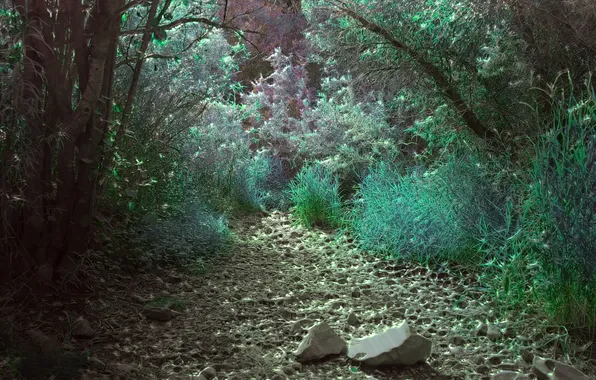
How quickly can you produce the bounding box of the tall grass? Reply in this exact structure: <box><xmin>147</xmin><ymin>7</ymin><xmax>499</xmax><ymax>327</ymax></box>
<box><xmin>521</xmin><ymin>79</ymin><xmax>596</xmax><ymax>327</ymax></box>
<box><xmin>349</xmin><ymin>82</ymin><xmax>596</xmax><ymax>330</ymax></box>
<box><xmin>287</xmin><ymin>163</ymin><xmax>343</xmax><ymax>228</ymax></box>
<box><xmin>351</xmin><ymin>150</ymin><xmax>515</xmax><ymax>266</ymax></box>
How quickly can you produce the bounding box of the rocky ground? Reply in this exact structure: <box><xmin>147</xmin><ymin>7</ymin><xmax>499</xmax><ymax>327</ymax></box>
<box><xmin>1</xmin><ymin>211</ymin><xmax>595</xmax><ymax>380</ymax></box>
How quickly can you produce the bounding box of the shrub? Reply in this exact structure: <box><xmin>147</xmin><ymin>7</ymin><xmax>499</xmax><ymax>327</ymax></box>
<box><xmin>469</xmin><ymin>78</ymin><xmax>596</xmax><ymax>329</ymax></box>
<box><xmin>233</xmin><ymin>153</ymin><xmax>290</xmax><ymax>212</ymax></box>
<box><xmin>520</xmin><ymin>81</ymin><xmax>596</xmax><ymax>326</ymax></box>
<box><xmin>528</xmin><ymin>88</ymin><xmax>596</xmax><ymax>281</ymax></box>
<box><xmin>288</xmin><ymin>163</ymin><xmax>343</xmax><ymax>228</ymax></box>
<box><xmin>352</xmin><ymin>162</ymin><xmax>470</xmax><ymax>264</ymax></box>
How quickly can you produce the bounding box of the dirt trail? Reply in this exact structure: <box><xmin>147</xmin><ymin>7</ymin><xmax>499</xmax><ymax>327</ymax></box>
<box><xmin>4</xmin><ymin>212</ymin><xmax>595</xmax><ymax>380</ymax></box>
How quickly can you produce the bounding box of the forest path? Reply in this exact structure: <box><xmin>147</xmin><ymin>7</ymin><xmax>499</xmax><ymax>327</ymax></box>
<box><xmin>78</xmin><ymin>210</ymin><xmax>578</xmax><ymax>380</ymax></box>
<box><xmin>8</xmin><ymin>212</ymin><xmax>594</xmax><ymax>380</ymax></box>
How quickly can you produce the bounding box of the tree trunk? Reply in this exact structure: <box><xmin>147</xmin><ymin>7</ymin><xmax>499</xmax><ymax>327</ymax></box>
<box><xmin>6</xmin><ymin>0</ymin><xmax>124</xmax><ymax>284</ymax></box>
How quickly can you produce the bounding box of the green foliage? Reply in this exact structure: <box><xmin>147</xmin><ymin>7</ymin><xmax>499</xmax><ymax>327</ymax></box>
<box><xmin>527</xmin><ymin>81</ymin><xmax>596</xmax><ymax>281</ymax></box>
<box><xmin>288</xmin><ymin>163</ymin><xmax>343</xmax><ymax>228</ymax></box>
<box><xmin>517</xmin><ymin>81</ymin><xmax>596</xmax><ymax>326</ymax></box>
<box><xmin>352</xmin><ymin>162</ymin><xmax>469</xmax><ymax>264</ymax></box>
<box><xmin>300</xmin><ymin>82</ymin><xmax>401</xmax><ymax>195</ymax></box>
<box><xmin>233</xmin><ymin>153</ymin><xmax>290</xmax><ymax>212</ymax></box>
<box><xmin>103</xmin><ymin>30</ymin><xmax>245</xmax><ymax>216</ymax></box>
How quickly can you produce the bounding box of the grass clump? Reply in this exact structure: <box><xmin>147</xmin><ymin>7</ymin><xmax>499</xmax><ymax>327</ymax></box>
<box><xmin>351</xmin><ymin>162</ymin><xmax>472</xmax><ymax>265</ymax></box>
<box><xmin>288</xmin><ymin>162</ymin><xmax>343</xmax><ymax>228</ymax></box>
<box><xmin>521</xmin><ymin>82</ymin><xmax>596</xmax><ymax>327</ymax></box>
<box><xmin>474</xmin><ymin>80</ymin><xmax>596</xmax><ymax>330</ymax></box>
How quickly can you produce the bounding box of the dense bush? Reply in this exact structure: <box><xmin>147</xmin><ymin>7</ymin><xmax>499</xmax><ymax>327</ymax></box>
<box><xmin>528</xmin><ymin>86</ymin><xmax>596</xmax><ymax>280</ymax></box>
<box><xmin>518</xmin><ymin>85</ymin><xmax>596</xmax><ymax>325</ymax></box>
<box><xmin>300</xmin><ymin>78</ymin><xmax>402</xmax><ymax>196</ymax></box>
<box><xmin>352</xmin><ymin>161</ymin><xmax>472</xmax><ymax>264</ymax></box>
<box><xmin>288</xmin><ymin>163</ymin><xmax>343</xmax><ymax>228</ymax></box>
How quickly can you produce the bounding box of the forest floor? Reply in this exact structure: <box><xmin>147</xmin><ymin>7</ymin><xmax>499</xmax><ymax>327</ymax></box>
<box><xmin>1</xmin><ymin>211</ymin><xmax>595</xmax><ymax>380</ymax></box>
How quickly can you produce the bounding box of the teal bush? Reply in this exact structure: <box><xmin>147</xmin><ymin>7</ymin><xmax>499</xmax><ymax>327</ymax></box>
<box><xmin>528</xmin><ymin>91</ymin><xmax>596</xmax><ymax>281</ymax></box>
<box><xmin>351</xmin><ymin>157</ymin><xmax>508</xmax><ymax>265</ymax></box>
<box><xmin>288</xmin><ymin>163</ymin><xmax>343</xmax><ymax>228</ymax></box>
<box><xmin>351</xmin><ymin>162</ymin><xmax>468</xmax><ymax>263</ymax></box>
<box><xmin>518</xmin><ymin>85</ymin><xmax>596</xmax><ymax>325</ymax></box>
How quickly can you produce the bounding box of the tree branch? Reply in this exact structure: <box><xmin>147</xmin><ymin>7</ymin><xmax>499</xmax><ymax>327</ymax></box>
<box><xmin>120</xmin><ymin>17</ymin><xmax>259</xmax><ymax>36</ymax></box>
<box><xmin>331</xmin><ymin>3</ymin><xmax>495</xmax><ymax>139</ymax></box>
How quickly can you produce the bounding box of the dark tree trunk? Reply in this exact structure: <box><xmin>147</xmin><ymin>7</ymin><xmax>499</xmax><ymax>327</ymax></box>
<box><xmin>6</xmin><ymin>0</ymin><xmax>124</xmax><ymax>284</ymax></box>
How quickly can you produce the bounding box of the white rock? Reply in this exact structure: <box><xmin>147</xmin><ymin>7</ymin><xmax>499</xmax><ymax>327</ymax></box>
<box><xmin>347</xmin><ymin>321</ymin><xmax>432</xmax><ymax>366</ymax></box>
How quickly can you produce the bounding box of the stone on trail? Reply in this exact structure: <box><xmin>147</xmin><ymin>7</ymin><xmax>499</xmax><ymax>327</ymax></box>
<box><xmin>347</xmin><ymin>312</ymin><xmax>360</xmax><ymax>326</ymax></box>
<box><xmin>487</xmin><ymin>324</ymin><xmax>503</xmax><ymax>341</ymax></box>
<box><xmin>72</xmin><ymin>317</ymin><xmax>96</xmax><ymax>339</ymax></box>
<box><xmin>143</xmin><ymin>307</ymin><xmax>180</xmax><ymax>322</ymax></box>
<box><xmin>198</xmin><ymin>366</ymin><xmax>217</xmax><ymax>379</ymax></box>
<box><xmin>346</xmin><ymin>320</ymin><xmax>432</xmax><ymax>367</ymax></box>
<box><xmin>532</xmin><ymin>356</ymin><xmax>590</xmax><ymax>380</ymax></box>
<box><xmin>294</xmin><ymin>322</ymin><xmax>348</xmax><ymax>363</ymax></box>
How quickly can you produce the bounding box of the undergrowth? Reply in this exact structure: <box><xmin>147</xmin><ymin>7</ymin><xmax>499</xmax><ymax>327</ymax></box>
<box><xmin>0</xmin><ymin>322</ymin><xmax>88</xmax><ymax>380</ymax></box>
<box><xmin>97</xmin><ymin>200</ymin><xmax>231</xmax><ymax>272</ymax></box>
<box><xmin>349</xmin><ymin>76</ymin><xmax>596</xmax><ymax>332</ymax></box>
<box><xmin>288</xmin><ymin>162</ymin><xmax>343</xmax><ymax>228</ymax></box>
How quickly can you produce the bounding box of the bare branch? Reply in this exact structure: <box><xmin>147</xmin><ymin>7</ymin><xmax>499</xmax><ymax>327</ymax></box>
<box><xmin>120</xmin><ymin>17</ymin><xmax>259</xmax><ymax>36</ymax></box>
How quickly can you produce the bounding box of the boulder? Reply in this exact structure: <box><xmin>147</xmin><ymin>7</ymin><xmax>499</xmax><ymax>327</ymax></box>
<box><xmin>294</xmin><ymin>322</ymin><xmax>347</xmax><ymax>363</ymax></box>
<box><xmin>532</xmin><ymin>356</ymin><xmax>590</xmax><ymax>380</ymax></box>
<box><xmin>347</xmin><ymin>321</ymin><xmax>432</xmax><ymax>366</ymax></box>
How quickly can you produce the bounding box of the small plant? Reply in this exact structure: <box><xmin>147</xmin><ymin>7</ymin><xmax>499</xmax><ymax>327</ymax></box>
<box><xmin>287</xmin><ymin>162</ymin><xmax>343</xmax><ymax>228</ymax></box>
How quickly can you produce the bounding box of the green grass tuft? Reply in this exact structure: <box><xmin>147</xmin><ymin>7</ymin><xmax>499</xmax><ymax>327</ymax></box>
<box><xmin>287</xmin><ymin>162</ymin><xmax>343</xmax><ymax>228</ymax></box>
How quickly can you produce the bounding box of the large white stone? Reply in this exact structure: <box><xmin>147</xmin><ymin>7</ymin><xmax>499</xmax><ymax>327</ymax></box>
<box><xmin>347</xmin><ymin>321</ymin><xmax>432</xmax><ymax>366</ymax></box>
